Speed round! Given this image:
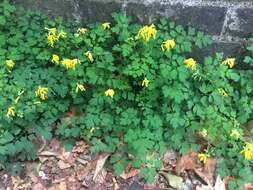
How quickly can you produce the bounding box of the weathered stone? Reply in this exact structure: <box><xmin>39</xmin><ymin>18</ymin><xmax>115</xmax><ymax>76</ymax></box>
<box><xmin>126</xmin><ymin>2</ymin><xmax>226</xmax><ymax>35</ymax></box>
<box><xmin>78</xmin><ymin>0</ymin><xmax>123</xmax><ymax>23</ymax></box>
<box><xmin>10</xmin><ymin>0</ymin><xmax>253</xmax><ymax>56</ymax></box>
<box><xmin>12</xmin><ymin>0</ymin><xmax>76</xmax><ymax>19</ymax></box>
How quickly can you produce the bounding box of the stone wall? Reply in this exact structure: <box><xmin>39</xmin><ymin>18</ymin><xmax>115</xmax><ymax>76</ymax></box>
<box><xmin>12</xmin><ymin>0</ymin><xmax>253</xmax><ymax>56</ymax></box>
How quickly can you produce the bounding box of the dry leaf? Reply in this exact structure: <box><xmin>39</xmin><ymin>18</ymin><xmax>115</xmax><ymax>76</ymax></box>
<box><xmin>245</xmin><ymin>183</ymin><xmax>253</xmax><ymax>190</ymax></box>
<box><xmin>176</xmin><ymin>150</ymin><xmax>200</xmax><ymax>174</ymax></box>
<box><xmin>72</xmin><ymin>141</ymin><xmax>89</xmax><ymax>154</ymax></box>
<box><xmin>93</xmin><ymin>153</ymin><xmax>110</xmax><ymax>181</ymax></box>
<box><xmin>32</xmin><ymin>183</ymin><xmax>45</xmax><ymax>190</ymax></box>
<box><xmin>57</xmin><ymin>160</ymin><xmax>72</xmax><ymax>169</ymax></box>
<box><xmin>48</xmin><ymin>182</ymin><xmax>67</xmax><ymax>190</ymax></box>
<box><xmin>120</xmin><ymin>169</ymin><xmax>140</xmax><ymax>180</ymax></box>
<box><xmin>160</xmin><ymin>172</ymin><xmax>183</xmax><ymax>189</ymax></box>
<box><xmin>194</xmin><ymin>158</ymin><xmax>217</xmax><ymax>186</ymax></box>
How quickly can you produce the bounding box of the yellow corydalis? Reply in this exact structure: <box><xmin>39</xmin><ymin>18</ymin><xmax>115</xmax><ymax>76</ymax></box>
<box><xmin>200</xmin><ymin>129</ymin><xmax>207</xmax><ymax>138</ymax></box>
<box><xmin>51</xmin><ymin>54</ymin><xmax>59</xmax><ymax>64</ymax></box>
<box><xmin>102</xmin><ymin>22</ymin><xmax>111</xmax><ymax>30</ymax></box>
<box><xmin>45</xmin><ymin>27</ymin><xmax>66</xmax><ymax>47</ymax></box>
<box><xmin>85</xmin><ymin>51</ymin><xmax>94</xmax><ymax>62</ymax></box>
<box><xmin>161</xmin><ymin>39</ymin><xmax>176</xmax><ymax>51</ymax></box>
<box><xmin>6</xmin><ymin>106</ymin><xmax>15</xmax><ymax>118</ymax></box>
<box><xmin>76</xmin><ymin>83</ymin><xmax>86</xmax><ymax>93</ymax></box>
<box><xmin>142</xmin><ymin>77</ymin><xmax>150</xmax><ymax>87</ymax></box>
<box><xmin>105</xmin><ymin>89</ymin><xmax>115</xmax><ymax>98</ymax></box>
<box><xmin>198</xmin><ymin>152</ymin><xmax>210</xmax><ymax>164</ymax></box>
<box><xmin>184</xmin><ymin>58</ymin><xmax>196</xmax><ymax>71</ymax></box>
<box><xmin>230</xmin><ymin>129</ymin><xmax>240</xmax><ymax>140</ymax></box>
<box><xmin>137</xmin><ymin>24</ymin><xmax>157</xmax><ymax>42</ymax></box>
<box><xmin>218</xmin><ymin>88</ymin><xmax>229</xmax><ymax>97</ymax></box>
<box><xmin>77</xmin><ymin>27</ymin><xmax>88</xmax><ymax>34</ymax></box>
<box><xmin>241</xmin><ymin>142</ymin><xmax>253</xmax><ymax>160</ymax></box>
<box><xmin>61</xmin><ymin>58</ymin><xmax>81</xmax><ymax>70</ymax></box>
<box><xmin>222</xmin><ymin>58</ymin><xmax>235</xmax><ymax>68</ymax></box>
<box><xmin>35</xmin><ymin>86</ymin><xmax>48</xmax><ymax>100</ymax></box>
<box><xmin>6</xmin><ymin>59</ymin><xmax>15</xmax><ymax>70</ymax></box>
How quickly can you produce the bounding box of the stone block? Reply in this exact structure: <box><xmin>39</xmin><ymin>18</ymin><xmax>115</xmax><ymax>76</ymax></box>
<box><xmin>126</xmin><ymin>2</ymin><xmax>227</xmax><ymax>35</ymax></box>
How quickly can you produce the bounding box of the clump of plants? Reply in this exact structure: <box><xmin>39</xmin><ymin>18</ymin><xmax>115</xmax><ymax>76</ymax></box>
<box><xmin>0</xmin><ymin>0</ymin><xmax>252</xmax><ymax>188</ymax></box>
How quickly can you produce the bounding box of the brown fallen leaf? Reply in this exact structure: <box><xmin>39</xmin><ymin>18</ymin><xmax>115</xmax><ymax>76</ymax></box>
<box><xmin>120</xmin><ymin>168</ymin><xmax>140</xmax><ymax>180</ymax></box>
<box><xmin>48</xmin><ymin>182</ymin><xmax>67</xmax><ymax>190</ymax></box>
<box><xmin>49</xmin><ymin>138</ymin><xmax>61</xmax><ymax>152</ymax></box>
<box><xmin>32</xmin><ymin>183</ymin><xmax>45</xmax><ymax>190</ymax></box>
<box><xmin>93</xmin><ymin>153</ymin><xmax>110</xmax><ymax>181</ymax></box>
<box><xmin>245</xmin><ymin>183</ymin><xmax>253</xmax><ymax>190</ymax></box>
<box><xmin>72</xmin><ymin>141</ymin><xmax>89</xmax><ymax>154</ymax></box>
<box><xmin>57</xmin><ymin>160</ymin><xmax>72</xmax><ymax>169</ymax></box>
<box><xmin>176</xmin><ymin>150</ymin><xmax>200</xmax><ymax>175</ymax></box>
<box><xmin>194</xmin><ymin>158</ymin><xmax>217</xmax><ymax>186</ymax></box>
<box><xmin>160</xmin><ymin>171</ymin><xmax>183</xmax><ymax>189</ymax></box>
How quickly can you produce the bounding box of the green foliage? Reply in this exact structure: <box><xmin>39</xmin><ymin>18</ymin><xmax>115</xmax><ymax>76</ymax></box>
<box><xmin>0</xmin><ymin>1</ymin><xmax>252</xmax><ymax>187</ymax></box>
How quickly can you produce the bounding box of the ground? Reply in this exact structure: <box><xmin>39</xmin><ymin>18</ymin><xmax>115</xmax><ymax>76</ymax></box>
<box><xmin>0</xmin><ymin>138</ymin><xmax>252</xmax><ymax>190</ymax></box>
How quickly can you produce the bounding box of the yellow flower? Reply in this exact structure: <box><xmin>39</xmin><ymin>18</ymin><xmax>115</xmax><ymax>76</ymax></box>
<box><xmin>184</xmin><ymin>58</ymin><xmax>196</xmax><ymax>71</ymax></box>
<box><xmin>61</xmin><ymin>58</ymin><xmax>80</xmax><ymax>70</ymax></box>
<box><xmin>77</xmin><ymin>28</ymin><xmax>88</xmax><ymax>34</ymax></box>
<box><xmin>105</xmin><ymin>89</ymin><xmax>115</xmax><ymax>98</ymax></box>
<box><xmin>161</xmin><ymin>39</ymin><xmax>176</xmax><ymax>51</ymax></box>
<box><xmin>72</xmin><ymin>58</ymin><xmax>81</xmax><ymax>65</ymax></box>
<box><xmin>241</xmin><ymin>142</ymin><xmax>253</xmax><ymax>160</ymax></box>
<box><xmin>102</xmin><ymin>22</ymin><xmax>111</xmax><ymax>30</ymax></box>
<box><xmin>198</xmin><ymin>152</ymin><xmax>210</xmax><ymax>164</ymax></box>
<box><xmin>85</xmin><ymin>51</ymin><xmax>94</xmax><ymax>62</ymax></box>
<box><xmin>222</xmin><ymin>58</ymin><xmax>235</xmax><ymax>68</ymax></box>
<box><xmin>218</xmin><ymin>88</ymin><xmax>229</xmax><ymax>97</ymax></box>
<box><xmin>6</xmin><ymin>59</ymin><xmax>15</xmax><ymax>69</ymax></box>
<box><xmin>142</xmin><ymin>77</ymin><xmax>150</xmax><ymax>87</ymax></box>
<box><xmin>230</xmin><ymin>129</ymin><xmax>240</xmax><ymax>140</ymax></box>
<box><xmin>200</xmin><ymin>129</ymin><xmax>207</xmax><ymax>138</ymax></box>
<box><xmin>45</xmin><ymin>27</ymin><xmax>66</xmax><ymax>47</ymax></box>
<box><xmin>45</xmin><ymin>27</ymin><xmax>58</xmax><ymax>47</ymax></box>
<box><xmin>137</xmin><ymin>24</ymin><xmax>157</xmax><ymax>42</ymax></box>
<box><xmin>75</xmin><ymin>83</ymin><xmax>86</xmax><ymax>93</ymax></box>
<box><xmin>6</xmin><ymin>106</ymin><xmax>15</xmax><ymax>118</ymax></box>
<box><xmin>35</xmin><ymin>86</ymin><xmax>48</xmax><ymax>100</ymax></box>
<box><xmin>51</xmin><ymin>54</ymin><xmax>59</xmax><ymax>64</ymax></box>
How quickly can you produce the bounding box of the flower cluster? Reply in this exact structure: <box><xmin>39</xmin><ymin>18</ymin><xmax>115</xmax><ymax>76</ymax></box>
<box><xmin>105</xmin><ymin>89</ymin><xmax>115</xmax><ymax>98</ymax></box>
<box><xmin>6</xmin><ymin>59</ymin><xmax>15</xmax><ymax>70</ymax></box>
<box><xmin>102</xmin><ymin>22</ymin><xmax>110</xmax><ymax>30</ymax></box>
<box><xmin>61</xmin><ymin>58</ymin><xmax>81</xmax><ymax>70</ymax></box>
<box><xmin>222</xmin><ymin>58</ymin><xmax>236</xmax><ymax>68</ymax></box>
<box><xmin>6</xmin><ymin>106</ymin><xmax>15</xmax><ymax>118</ymax></box>
<box><xmin>218</xmin><ymin>88</ymin><xmax>229</xmax><ymax>97</ymax></box>
<box><xmin>45</xmin><ymin>27</ymin><xmax>66</xmax><ymax>47</ymax></box>
<box><xmin>184</xmin><ymin>58</ymin><xmax>196</xmax><ymax>71</ymax></box>
<box><xmin>76</xmin><ymin>83</ymin><xmax>86</xmax><ymax>93</ymax></box>
<box><xmin>142</xmin><ymin>77</ymin><xmax>150</xmax><ymax>87</ymax></box>
<box><xmin>35</xmin><ymin>86</ymin><xmax>48</xmax><ymax>100</ymax></box>
<box><xmin>241</xmin><ymin>142</ymin><xmax>253</xmax><ymax>160</ymax></box>
<box><xmin>161</xmin><ymin>39</ymin><xmax>176</xmax><ymax>51</ymax></box>
<box><xmin>230</xmin><ymin>129</ymin><xmax>240</xmax><ymax>140</ymax></box>
<box><xmin>51</xmin><ymin>54</ymin><xmax>59</xmax><ymax>64</ymax></box>
<box><xmin>198</xmin><ymin>152</ymin><xmax>210</xmax><ymax>164</ymax></box>
<box><xmin>85</xmin><ymin>51</ymin><xmax>94</xmax><ymax>62</ymax></box>
<box><xmin>137</xmin><ymin>24</ymin><xmax>157</xmax><ymax>42</ymax></box>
